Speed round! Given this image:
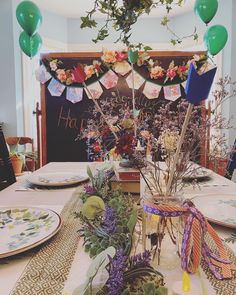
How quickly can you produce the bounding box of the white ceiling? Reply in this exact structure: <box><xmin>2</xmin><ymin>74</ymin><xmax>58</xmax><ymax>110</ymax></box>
<box><xmin>33</xmin><ymin>0</ymin><xmax>195</xmax><ymax>19</ymax></box>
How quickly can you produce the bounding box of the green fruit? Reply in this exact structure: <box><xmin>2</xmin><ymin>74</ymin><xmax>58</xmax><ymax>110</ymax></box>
<box><xmin>81</xmin><ymin>196</ymin><xmax>105</xmax><ymax>220</ymax></box>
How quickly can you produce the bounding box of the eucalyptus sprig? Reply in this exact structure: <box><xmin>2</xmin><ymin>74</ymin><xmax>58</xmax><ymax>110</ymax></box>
<box><xmin>80</xmin><ymin>0</ymin><xmax>187</xmax><ymax>47</ymax></box>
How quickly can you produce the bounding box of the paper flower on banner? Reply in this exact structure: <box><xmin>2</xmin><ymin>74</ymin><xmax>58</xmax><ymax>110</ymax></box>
<box><xmin>143</xmin><ymin>81</ymin><xmax>162</xmax><ymax>99</ymax></box>
<box><xmin>126</xmin><ymin>71</ymin><xmax>145</xmax><ymax>90</ymax></box>
<box><xmin>72</xmin><ymin>65</ymin><xmax>87</xmax><ymax>83</ymax></box>
<box><xmin>185</xmin><ymin>63</ymin><xmax>217</xmax><ymax>104</ymax></box>
<box><xmin>48</xmin><ymin>78</ymin><xmax>65</xmax><ymax>96</ymax></box>
<box><xmin>163</xmin><ymin>84</ymin><xmax>181</xmax><ymax>101</ymax></box>
<box><xmin>85</xmin><ymin>81</ymin><xmax>103</xmax><ymax>99</ymax></box>
<box><xmin>99</xmin><ymin>70</ymin><xmax>118</xmax><ymax>89</ymax></box>
<box><xmin>66</xmin><ymin>87</ymin><xmax>83</xmax><ymax>103</ymax></box>
<box><xmin>112</xmin><ymin>61</ymin><xmax>131</xmax><ymax>76</ymax></box>
<box><xmin>35</xmin><ymin>64</ymin><xmax>51</xmax><ymax>84</ymax></box>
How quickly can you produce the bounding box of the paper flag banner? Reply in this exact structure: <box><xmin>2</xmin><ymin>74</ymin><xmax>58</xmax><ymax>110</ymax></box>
<box><xmin>47</xmin><ymin>78</ymin><xmax>65</xmax><ymax>96</ymax></box>
<box><xmin>181</xmin><ymin>80</ymin><xmax>187</xmax><ymax>90</ymax></box>
<box><xmin>99</xmin><ymin>70</ymin><xmax>118</xmax><ymax>89</ymax></box>
<box><xmin>126</xmin><ymin>71</ymin><xmax>145</xmax><ymax>90</ymax></box>
<box><xmin>35</xmin><ymin>65</ymin><xmax>51</xmax><ymax>84</ymax></box>
<box><xmin>185</xmin><ymin>63</ymin><xmax>217</xmax><ymax>104</ymax></box>
<box><xmin>163</xmin><ymin>84</ymin><xmax>181</xmax><ymax>101</ymax></box>
<box><xmin>112</xmin><ymin>61</ymin><xmax>131</xmax><ymax>76</ymax></box>
<box><xmin>143</xmin><ymin>81</ymin><xmax>162</xmax><ymax>99</ymax></box>
<box><xmin>66</xmin><ymin>87</ymin><xmax>83</xmax><ymax>103</ymax></box>
<box><xmin>85</xmin><ymin>81</ymin><xmax>103</xmax><ymax>99</ymax></box>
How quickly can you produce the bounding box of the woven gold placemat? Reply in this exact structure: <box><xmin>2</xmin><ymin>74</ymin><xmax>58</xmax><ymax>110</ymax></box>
<box><xmin>10</xmin><ymin>188</ymin><xmax>83</xmax><ymax>295</ymax></box>
<box><xmin>201</xmin><ymin>241</ymin><xmax>236</xmax><ymax>295</ymax></box>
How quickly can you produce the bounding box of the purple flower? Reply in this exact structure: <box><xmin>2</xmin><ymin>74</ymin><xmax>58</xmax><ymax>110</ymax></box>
<box><xmin>106</xmin><ymin>248</ymin><xmax>127</xmax><ymax>295</ymax></box>
<box><xmin>84</xmin><ymin>184</ymin><xmax>96</xmax><ymax>194</ymax></box>
<box><xmin>102</xmin><ymin>206</ymin><xmax>116</xmax><ymax>234</ymax></box>
<box><xmin>129</xmin><ymin>250</ymin><xmax>151</xmax><ymax>268</ymax></box>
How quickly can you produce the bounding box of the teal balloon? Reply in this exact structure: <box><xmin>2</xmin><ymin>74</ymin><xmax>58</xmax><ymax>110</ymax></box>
<box><xmin>204</xmin><ymin>25</ymin><xmax>228</xmax><ymax>56</ymax></box>
<box><xmin>16</xmin><ymin>1</ymin><xmax>42</xmax><ymax>36</ymax></box>
<box><xmin>128</xmin><ymin>50</ymin><xmax>138</xmax><ymax>64</ymax></box>
<box><xmin>194</xmin><ymin>0</ymin><xmax>218</xmax><ymax>24</ymax></box>
<box><xmin>19</xmin><ymin>31</ymin><xmax>42</xmax><ymax>58</ymax></box>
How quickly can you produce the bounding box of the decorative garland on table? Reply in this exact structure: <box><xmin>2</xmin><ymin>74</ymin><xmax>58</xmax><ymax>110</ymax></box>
<box><xmin>36</xmin><ymin>51</ymin><xmax>209</xmax><ymax>103</ymax></box>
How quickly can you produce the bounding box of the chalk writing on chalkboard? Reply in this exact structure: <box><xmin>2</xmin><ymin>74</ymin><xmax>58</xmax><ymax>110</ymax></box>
<box><xmin>57</xmin><ymin>106</ymin><xmax>79</xmax><ymax>130</ymax></box>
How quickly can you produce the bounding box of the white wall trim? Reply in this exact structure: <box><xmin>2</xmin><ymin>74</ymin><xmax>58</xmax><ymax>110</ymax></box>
<box><xmin>42</xmin><ymin>36</ymin><xmax>68</xmax><ymax>51</ymax></box>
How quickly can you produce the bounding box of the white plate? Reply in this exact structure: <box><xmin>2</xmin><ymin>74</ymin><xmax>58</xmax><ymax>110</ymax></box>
<box><xmin>27</xmin><ymin>172</ymin><xmax>89</xmax><ymax>187</ymax></box>
<box><xmin>193</xmin><ymin>194</ymin><xmax>236</xmax><ymax>228</ymax></box>
<box><xmin>0</xmin><ymin>207</ymin><xmax>61</xmax><ymax>258</ymax></box>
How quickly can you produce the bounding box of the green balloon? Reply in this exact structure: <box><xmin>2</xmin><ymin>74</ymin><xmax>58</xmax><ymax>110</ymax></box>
<box><xmin>194</xmin><ymin>0</ymin><xmax>218</xmax><ymax>24</ymax></box>
<box><xmin>128</xmin><ymin>49</ymin><xmax>139</xmax><ymax>64</ymax></box>
<box><xmin>19</xmin><ymin>31</ymin><xmax>42</xmax><ymax>58</ymax></box>
<box><xmin>204</xmin><ymin>25</ymin><xmax>228</xmax><ymax>56</ymax></box>
<box><xmin>16</xmin><ymin>1</ymin><xmax>42</xmax><ymax>36</ymax></box>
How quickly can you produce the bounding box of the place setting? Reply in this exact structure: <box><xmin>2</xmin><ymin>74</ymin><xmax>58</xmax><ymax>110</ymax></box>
<box><xmin>15</xmin><ymin>171</ymin><xmax>89</xmax><ymax>191</ymax></box>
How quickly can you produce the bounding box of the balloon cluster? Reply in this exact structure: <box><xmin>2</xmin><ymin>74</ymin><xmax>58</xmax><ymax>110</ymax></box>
<box><xmin>194</xmin><ymin>0</ymin><xmax>228</xmax><ymax>56</ymax></box>
<box><xmin>16</xmin><ymin>1</ymin><xmax>42</xmax><ymax>58</ymax></box>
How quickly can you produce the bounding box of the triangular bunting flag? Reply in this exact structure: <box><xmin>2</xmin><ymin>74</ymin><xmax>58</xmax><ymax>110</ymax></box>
<box><xmin>85</xmin><ymin>81</ymin><xmax>103</xmax><ymax>99</ymax></box>
<box><xmin>66</xmin><ymin>87</ymin><xmax>83</xmax><ymax>103</ymax></box>
<box><xmin>163</xmin><ymin>84</ymin><xmax>181</xmax><ymax>101</ymax></box>
<box><xmin>126</xmin><ymin>71</ymin><xmax>145</xmax><ymax>90</ymax></box>
<box><xmin>143</xmin><ymin>81</ymin><xmax>162</xmax><ymax>99</ymax></box>
<box><xmin>47</xmin><ymin>78</ymin><xmax>65</xmax><ymax>96</ymax></box>
<box><xmin>35</xmin><ymin>65</ymin><xmax>51</xmax><ymax>84</ymax></box>
<box><xmin>99</xmin><ymin>70</ymin><xmax>118</xmax><ymax>89</ymax></box>
<box><xmin>112</xmin><ymin>61</ymin><xmax>131</xmax><ymax>76</ymax></box>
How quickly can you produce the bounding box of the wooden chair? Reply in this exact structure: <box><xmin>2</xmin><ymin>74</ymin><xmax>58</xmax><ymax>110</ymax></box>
<box><xmin>6</xmin><ymin>137</ymin><xmax>36</xmax><ymax>171</ymax></box>
<box><xmin>0</xmin><ymin>128</ymin><xmax>16</xmax><ymax>190</ymax></box>
<box><xmin>225</xmin><ymin>139</ymin><xmax>236</xmax><ymax>180</ymax></box>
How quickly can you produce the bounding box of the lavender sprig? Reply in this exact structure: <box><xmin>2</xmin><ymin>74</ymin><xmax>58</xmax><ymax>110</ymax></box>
<box><xmin>129</xmin><ymin>250</ymin><xmax>151</xmax><ymax>268</ymax></box>
<box><xmin>102</xmin><ymin>206</ymin><xmax>116</xmax><ymax>234</ymax></box>
<box><xmin>106</xmin><ymin>248</ymin><xmax>127</xmax><ymax>295</ymax></box>
<box><xmin>84</xmin><ymin>184</ymin><xmax>96</xmax><ymax>194</ymax></box>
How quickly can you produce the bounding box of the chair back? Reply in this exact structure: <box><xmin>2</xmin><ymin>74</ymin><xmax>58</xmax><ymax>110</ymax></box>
<box><xmin>6</xmin><ymin>136</ymin><xmax>36</xmax><ymax>171</ymax></box>
<box><xmin>225</xmin><ymin>139</ymin><xmax>236</xmax><ymax>180</ymax></box>
<box><xmin>0</xmin><ymin>129</ymin><xmax>16</xmax><ymax>189</ymax></box>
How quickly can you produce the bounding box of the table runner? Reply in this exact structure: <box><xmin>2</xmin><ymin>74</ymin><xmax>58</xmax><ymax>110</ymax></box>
<box><xmin>201</xmin><ymin>237</ymin><xmax>236</xmax><ymax>295</ymax></box>
<box><xmin>10</xmin><ymin>187</ymin><xmax>83</xmax><ymax>295</ymax></box>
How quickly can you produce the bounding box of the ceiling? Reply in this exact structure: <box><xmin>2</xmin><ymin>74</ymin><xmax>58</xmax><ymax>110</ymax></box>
<box><xmin>33</xmin><ymin>0</ymin><xmax>195</xmax><ymax>19</ymax></box>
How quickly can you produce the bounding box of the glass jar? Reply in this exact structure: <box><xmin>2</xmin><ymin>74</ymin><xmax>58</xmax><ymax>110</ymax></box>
<box><xmin>141</xmin><ymin>190</ymin><xmax>183</xmax><ymax>271</ymax></box>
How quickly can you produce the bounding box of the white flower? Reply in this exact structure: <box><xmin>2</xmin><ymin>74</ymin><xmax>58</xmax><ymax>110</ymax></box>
<box><xmin>49</xmin><ymin>60</ymin><xmax>57</xmax><ymax>71</ymax></box>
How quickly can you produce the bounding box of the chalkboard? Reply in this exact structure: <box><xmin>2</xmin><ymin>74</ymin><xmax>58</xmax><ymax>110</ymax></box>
<box><xmin>40</xmin><ymin>51</ymin><xmax>206</xmax><ymax>165</ymax></box>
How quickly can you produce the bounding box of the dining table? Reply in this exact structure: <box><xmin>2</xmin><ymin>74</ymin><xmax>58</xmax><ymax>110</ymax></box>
<box><xmin>1</xmin><ymin>161</ymin><xmax>236</xmax><ymax>295</ymax></box>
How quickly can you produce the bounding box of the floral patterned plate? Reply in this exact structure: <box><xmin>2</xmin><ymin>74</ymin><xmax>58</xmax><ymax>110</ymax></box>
<box><xmin>27</xmin><ymin>172</ymin><xmax>89</xmax><ymax>187</ymax></box>
<box><xmin>193</xmin><ymin>194</ymin><xmax>236</xmax><ymax>228</ymax></box>
<box><xmin>0</xmin><ymin>207</ymin><xmax>61</xmax><ymax>258</ymax></box>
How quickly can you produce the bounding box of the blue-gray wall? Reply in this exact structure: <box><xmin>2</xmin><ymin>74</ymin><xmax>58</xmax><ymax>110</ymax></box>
<box><xmin>0</xmin><ymin>0</ymin><xmax>18</xmax><ymax>136</ymax></box>
<box><xmin>0</xmin><ymin>0</ymin><xmax>68</xmax><ymax>137</ymax></box>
